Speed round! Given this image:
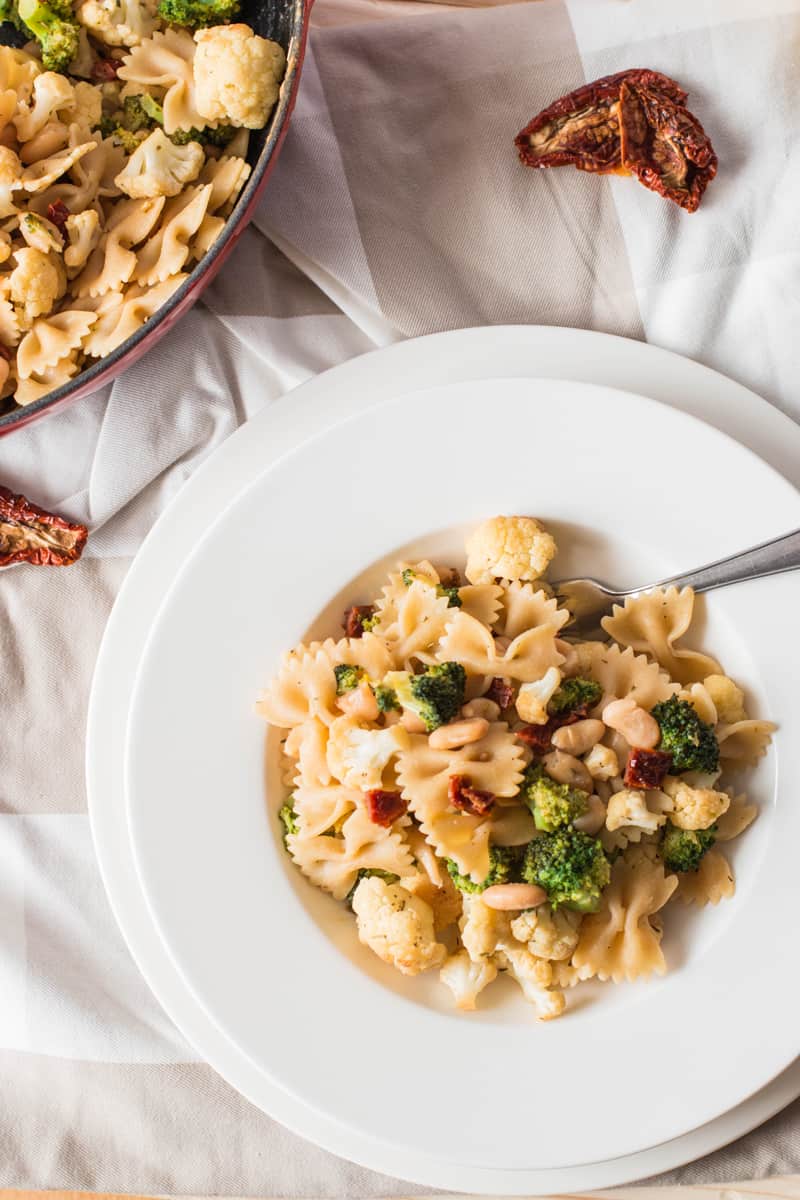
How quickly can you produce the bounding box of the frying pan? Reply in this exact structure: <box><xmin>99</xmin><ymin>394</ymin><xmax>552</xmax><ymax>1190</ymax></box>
<box><xmin>0</xmin><ymin>0</ymin><xmax>311</xmax><ymax>435</ymax></box>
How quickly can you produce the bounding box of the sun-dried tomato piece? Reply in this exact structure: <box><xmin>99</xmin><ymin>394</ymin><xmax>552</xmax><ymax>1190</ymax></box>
<box><xmin>515</xmin><ymin>69</ymin><xmax>686</xmax><ymax>174</ymax></box>
<box><xmin>624</xmin><ymin>747</ymin><xmax>673</xmax><ymax>790</ymax></box>
<box><xmin>92</xmin><ymin>56</ymin><xmax>119</xmax><ymax>81</ymax></box>
<box><xmin>365</xmin><ymin>789</ymin><xmax>408</xmax><ymax>827</ymax></box>
<box><xmin>448</xmin><ymin>774</ymin><xmax>495</xmax><ymax>817</ymax></box>
<box><xmin>0</xmin><ymin>486</ymin><xmax>88</xmax><ymax>567</ymax></box>
<box><xmin>46</xmin><ymin>200</ymin><xmax>70</xmax><ymax>232</ymax></box>
<box><xmin>486</xmin><ymin>677</ymin><xmax>515</xmax><ymax>710</ymax></box>
<box><xmin>343</xmin><ymin>605</ymin><xmax>375</xmax><ymax>639</ymax></box>
<box><xmin>515</xmin><ymin>710</ymin><xmax>582</xmax><ymax>755</ymax></box>
<box><xmin>618</xmin><ymin>79</ymin><xmax>717</xmax><ymax>212</ymax></box>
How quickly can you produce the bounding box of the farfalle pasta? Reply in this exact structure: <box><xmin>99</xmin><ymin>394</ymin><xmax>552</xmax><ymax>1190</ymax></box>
<box><xmin>259</xmin><ymin>516</ymin><xmax>773</xmax><ymax>1020</ymax></box>
<box><xmin>0</xmin><ymin>0</ymin><xmax>285</xmax><ymax>414</ymax></box>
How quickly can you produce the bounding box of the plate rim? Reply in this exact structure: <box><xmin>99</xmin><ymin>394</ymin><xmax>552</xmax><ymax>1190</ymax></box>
<box><xmin>87</xmin><ymin>324</ymin><xmax>800</xmax><ymax>1194</ymax></box>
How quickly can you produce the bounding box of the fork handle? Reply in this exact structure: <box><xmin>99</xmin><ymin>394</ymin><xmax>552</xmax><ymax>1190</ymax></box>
<box><xmin>651</xmin><ymin>528</ymin><xmax>800</xmax><ymax>595</ymax></box>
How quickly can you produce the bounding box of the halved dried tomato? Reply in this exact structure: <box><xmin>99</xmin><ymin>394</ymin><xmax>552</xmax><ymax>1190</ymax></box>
<box><xmin>0</xmin><ymin>486</ymin><xmax>88</xmax><ymax>567</ymax></box>
<box><xmin>448</xmin><ymin>774</ymin><xmax>495</xmax><ymax>816</ymax></box>
<box><xmin>365</xmin><ymin>789</ymin><xmax>407</xmax><ymax>827</ymax></box>
<box><xmin>624</xmin><ymin>747</ymin><xmax>673</xmax><ymax>790</ymax></box>
<box><xmin>343</xmin><ymin>605</ymin><xmax>375</xmax><ymax>638</ymax></box>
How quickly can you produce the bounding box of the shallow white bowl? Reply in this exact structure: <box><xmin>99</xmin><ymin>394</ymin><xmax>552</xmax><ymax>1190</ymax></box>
<box><xmin>125</xmin><ymin>376</ymin><xmax>800</xmax><ymax>1174</ymax></box>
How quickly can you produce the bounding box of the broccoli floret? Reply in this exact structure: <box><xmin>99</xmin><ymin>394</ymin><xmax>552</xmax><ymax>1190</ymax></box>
<box><xmin>652</xmin><ymin>695</ymin><xmax>720</xmax><ymax>773</ymax></box>
<box><xmin>662</xmin><ymin>823</ymin><xmax>716</xmax><ymax>873</ymax></box>
<box><xmin>521</xmin><ymin>762</ymin><xmax>589</xmax><ymax>832</ymax></box>
<box><xmin>523</xmin><ymin>828</ymin><xmax>610</xmax><ymax>913</ymax></box>
<box><xmin>401</xmin><ymin>567</ymin><xmax>461</xmax><ymax>608</ymax></box>
<box><xmin>118</xmin><ymin>93</ymin><xmax>164</xmax><ymax>131</ymax></box>
<box><xmin>157</xmin><ymin>0</ymin><xmax>239</xmax><ymax>26</ymax></box>
<box><xmin>108</xmin><ymin>126</ymin><xmax>143</xmax><ymax>153</ymax></box>
<box><xmin>387</xmin><ymin>662</ymin><xmax>466</xmax><ymax>731</ymax></box>
<box><xmin>373</xmin><ymin>684</ymin><xmax>400</xmax><ymax>713</ymax></box>
<box><xmin>169</xmin><ymin>123</ymin><xmax>235</xmax><ymax>147</ymax></box>
<box><xmin>17</xmin><ymin>0</ymin><xmax>79</xmax><ymax>70</ymax></box>
<box><xmin>360</xmin><ymin>612</ymin><xmax>379</xmax><ymax>633</ymax></box>
<box><xmin>0</xmin><ymin>0</ymin><xmax>27</xmax><ymax>33</ymax></box>
<box><xmin>345</xmin><ymin>867</ymin><xmax>400</xmax><ymax>906</ymax></box>
<box><xmin>334</xmin><ymin>663</ymin><xmax>365</xmax><ymax>695</ymax></box>
<box><xmin>278</xmin><ymin>796</ymin><xmax>298</xmax><ymax>844</ymax></box>
<box><xmin>446</xmin><ymin>845</ymin><xmax>518</xmax><ymax>894</ymax></box>
<box><xmin>548</xmin><ymin>676</ymin><xmax>602</xmax><ymax>716</ymax></box>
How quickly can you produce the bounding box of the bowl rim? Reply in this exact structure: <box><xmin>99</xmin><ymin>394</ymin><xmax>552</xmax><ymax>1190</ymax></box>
<box><xmin>0</xmin><ymin>0</ymin><xmax>310</xmax><ymax>436</ymax></box>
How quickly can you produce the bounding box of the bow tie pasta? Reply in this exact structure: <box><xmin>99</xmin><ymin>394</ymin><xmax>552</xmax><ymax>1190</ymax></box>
<box><xmin>258</xmin><ymin>516</ymin><xmax>775</xmax><ymax>1021</ymax></box>
<box><xmin>0</xmin><ymin>0</ymin><xmax>285</xmax><ymax>414</ymax></box>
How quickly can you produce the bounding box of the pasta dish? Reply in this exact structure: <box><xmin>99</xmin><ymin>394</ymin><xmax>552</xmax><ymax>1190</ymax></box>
<box><xmin>258</xmin><ymin>516</ymin><xmax>774</xmax><ymax>1020</ymax></box>
<box><xmin>0</xmin><ymin>0</ymin><xmax>285</xmax><ymax>409</ymax></box>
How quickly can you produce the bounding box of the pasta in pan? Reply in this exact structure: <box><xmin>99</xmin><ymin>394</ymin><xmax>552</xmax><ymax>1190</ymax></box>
<box><xmin>0</xmin><ymin>0</ymin><xmax>286</xmax><ymax>412</ymax></box>
<box><xmin>259</xmin><ymin>516</ymin><xmax>774</xmax><ymax>1020</ymax></box>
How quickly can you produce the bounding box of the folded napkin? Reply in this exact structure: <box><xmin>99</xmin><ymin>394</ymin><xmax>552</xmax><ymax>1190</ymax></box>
<box><xmin>0</xmin><ymin>0</ymin><xmax>798</xmax><ymax>1194</ymax></box>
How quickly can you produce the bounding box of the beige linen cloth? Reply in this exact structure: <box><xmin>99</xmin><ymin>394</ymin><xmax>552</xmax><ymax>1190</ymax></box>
<box><xmin>0</xmin><ymin>0</ymin><xmax>798</xmax><ymax>1192</ymax></box>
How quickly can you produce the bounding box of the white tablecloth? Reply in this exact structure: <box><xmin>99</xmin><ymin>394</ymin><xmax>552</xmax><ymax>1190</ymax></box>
<box><xmin>1</xmin><ymin>0</ymin><xmax>799</xmax><ymax>1191</ymax></box>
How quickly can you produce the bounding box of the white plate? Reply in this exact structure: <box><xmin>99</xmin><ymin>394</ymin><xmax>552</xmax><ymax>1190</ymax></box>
<box><xmin>87</xmin><ymin>326</ymin><xmax>800</xmax><ymax>1194</ymax></box>
<box><xmin>124</xmin><ymin>369</ymin><xmax>800</xmax><ymax>1177</ymax></box>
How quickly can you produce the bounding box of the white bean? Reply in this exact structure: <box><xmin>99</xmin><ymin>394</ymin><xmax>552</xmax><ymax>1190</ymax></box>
<box><xmin>551</xmin><ymin>718</ymin><xmax>605</xmax><ymax>756</ymax></box>
<box><xmin>542</xmin><ymin>750</ymin><xmax>593</xmax><ymax>793</ymax></box>
<box><xmin>481</xmin><ymin>883</ymin><xmax>547</xmax><ymax>911</ymax></box>
<box><xmin>462</xmin><ymin>698</ymin><xmax>501</xmax><ymax>722</ymax></box>
<box><xmin>573</xmin><ymin>794</ymin><xmax>607</xmax><ymax>836</ymax></box>
<box><xmin>602</xmin><ymin>697</ymin><xmax>660</xmax><ymax>749</ymax></box>
<box><xmin>428</xmin><ymin>717</ymin><xmax>489</xmax><ymax>751</ymax></box>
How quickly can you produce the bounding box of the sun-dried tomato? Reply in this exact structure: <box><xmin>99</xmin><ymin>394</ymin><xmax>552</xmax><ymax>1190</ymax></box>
<box><xmin>515</xmin><ymin>69</ymin><xmax>686</xmax><ymax>174</ymax></box>
<box><xmin>92</xmin><ymin>57</ymin><xmax>119</xmax><ymax>81</ymax></box>
<box><xmin>624</xmin><ymin>747</ymin><xmax>673</xmax><ymax>790</ymax></box>
<box><xmin>448</xmin><ymin>774</ymin><xmax>495</xmax><ymax>816</ymax></box>
<box><xmin>515</xmin><ymin>711</ymin><xmax>582</xmax><ymax>755</ymax></box>
<box><xmin>618</xmin><ymin>79</ymin><xmax>717</xmax><ymax>212</ymax></box>
<box><xmin>0</xmin><ymin>486</ymin><xmax>88</xmax><ymax>567</ymax></box>
<box><xmin>486</xmin><ymin>677</ymin><xmax>515</xmax><ymax>710</ymax></box>
<box><xmin>515</xmin><ymin>68</ymin><xmax>716</xmax><ymax>211</ymax></box>
<box><xmin>365</xmin><ymin>789</ymin><xmax>408</xmax><ymax>827</ymax></box>
<box><xmin>343</xmin><ymin>605</ymin><xmax>375</xmax><ymax>638</ymax></box>
<box><xmin>46</xmin><ymin>200</ymin><xmax>70</xmax><ymax>232</ymax></box>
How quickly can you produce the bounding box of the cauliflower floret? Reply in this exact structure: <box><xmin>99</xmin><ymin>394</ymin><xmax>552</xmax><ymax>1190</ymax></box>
<box><xmin>606</xmin><ymin>787</ymin><xmax>666</xmax><ymax>835</ymax></box>
<box><xmin>465</xmin><ymin>515</ymin><xmax>557</xmax><ymax>585</ymax></box>
<box><xmin>19</xmin><ymin>212</ymin><xmax>64</xmax><ymax>254</ymax></box>
<box><xmin>516</xmin><ymin>666</ymin><xmax>562</xmax><ymax>725</ymax></box>
<box><xmin>0</xmin><ymin>146</ymin><xmax>22</xmax><ymax>218</ymax></box>
<box><xmin>64</xmin><ymin>209</ymin><xmax>101</xmax><ymax>274</ymax></box>
<box><xmin>584</xmin><ymin>743</ymin><xmax>619</xmax><ymax>781</ymax></box>
<box><xmin>403</xmin><ymin>868</ymin><xmax>462</xmax><ymax>931</ymax></box>
<box><xmin>495</xmin><ymin>939</ymin><xmax>564</xmax><ymax>1021</ymax></box>
<box><xmin>439</xmin><ymin>949</ymin><xmax>497</xmax><ymax>1010</ymax></box>
<box><xmin>663</xmin><ymin>776</ymin><xmax>730</xmax><ymax>831</ymax></box>
<box><xmin>63</xmin><ymin>80</ymin><xmax>103</xmax><ymax>131</ymax></box>
<box><xmin>9</xmin><ymin>247</ymin><xmax>65</xmax><ymax>323</ymax></box>
<box><xmin>510</xmin><ymin>905</ymin><xmax>581</xmax><ymax>962</ymax></box>
<box><xmin>352</xmin><ymin>876</ymin><xmax>446</xmax><ymax>976</ymax></box>
<box><xmin>77</xmin><ymin>0</ymin><xmax>158</xmax><ymax>46</ymax></box>
<box><xmin>460</xmin><ymin>892</ymin><xmax>510</xmax><ymax>962</ymax></box>
<box><xmin>193</xmin><ymin>24</ymin><xmax>286</xmax><ymax>130</ymax></box>
<box><xmin>114</xmin><ymin>128</ymin><xmax>203</xmax><ymax>198</ymax></box>
<box><xmin>326</xmin><ymin>715</ymin><xmax>408</xmax><ymax>790</ymax></box>
<box><xmin>703</xmin><ymin>674</ymin><xmax>747</xmax><ymax>725</ymax></box>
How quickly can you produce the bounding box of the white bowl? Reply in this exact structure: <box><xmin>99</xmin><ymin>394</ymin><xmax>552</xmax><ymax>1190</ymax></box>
<box><xmin>125</xmin><ymin>376</ymin><xmax>800</xmax><ymax>1175</ymax></box>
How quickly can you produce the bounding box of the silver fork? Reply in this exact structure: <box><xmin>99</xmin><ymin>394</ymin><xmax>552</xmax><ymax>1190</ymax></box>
<box><xmin>552</xmin><ymin>527</ymin><xmax>800</xmax><ymax>640</ymax></box>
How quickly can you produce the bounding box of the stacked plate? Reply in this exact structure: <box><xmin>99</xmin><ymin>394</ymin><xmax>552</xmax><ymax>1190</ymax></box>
<box><xmin>87</xmin><ymin>326</ymin><xmax>800</xmax><ymax>1194</ymax></box>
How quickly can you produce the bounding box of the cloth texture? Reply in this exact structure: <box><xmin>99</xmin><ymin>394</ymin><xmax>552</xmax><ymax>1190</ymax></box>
<box><xmin>1</xmin><ymin>0</ymin><xmax>799</xmax><ymax>1192</ymax></box>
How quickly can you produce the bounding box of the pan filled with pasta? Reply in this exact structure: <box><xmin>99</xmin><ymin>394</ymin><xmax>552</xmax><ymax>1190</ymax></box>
<box><xmin>0</xmin><ymin>0</ymin><xmax>310</xmax><ymax>433</ymax></box>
